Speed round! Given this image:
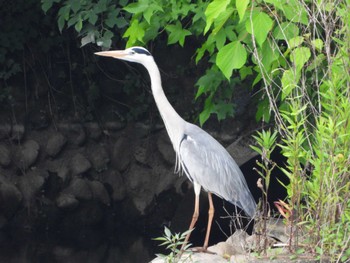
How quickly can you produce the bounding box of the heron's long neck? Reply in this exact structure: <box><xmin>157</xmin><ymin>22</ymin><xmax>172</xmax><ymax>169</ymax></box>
<box><xmin>143</xmin><ymin>58</ymin><xmax>185</xmax><ymax>148</ymax></box>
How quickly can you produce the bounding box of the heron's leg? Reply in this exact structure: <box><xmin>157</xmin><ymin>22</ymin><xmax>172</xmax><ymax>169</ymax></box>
<box><xmin>181</xmin><ymin>182</ymin><xmax>201</xmax><ymax>251</ymax></box>
<box><xmin>202</xmin><ymin>192</ymin><xmax>214</xmax><ymax>250</ymax></box>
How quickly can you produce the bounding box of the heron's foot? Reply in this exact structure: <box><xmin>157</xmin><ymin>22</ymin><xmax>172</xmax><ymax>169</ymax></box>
<box><xmin>190</xmin><ymin>246</ymin><xmax>215</xmax><ymax>254</ymax></box>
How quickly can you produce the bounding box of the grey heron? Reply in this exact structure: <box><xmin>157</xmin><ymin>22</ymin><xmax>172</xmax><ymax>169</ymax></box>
<box><xmin>95</xmin><ymin>46</ymin><xmax>256</xmax><ymax>252</ymax></box>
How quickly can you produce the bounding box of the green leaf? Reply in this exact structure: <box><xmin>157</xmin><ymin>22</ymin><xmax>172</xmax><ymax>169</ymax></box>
<box><xmin>74</xmin><ymin>16</ymin><xmax>83</xmax><ymax>32</ymax></box>
<box><xmin>236</xmin><ymin>0</ymin><xmax>249</xmax><ymax>22</ymax></box>
<box><xmin>288</xmin><ymin>36</ymin><xmax>304</xmax><ymax>49</ymax></box>
<box><xmin>88</xmin><ymin>11</ymin><xmax>98</xmax><ymax>25</ymax></box>
<box><xmin>195</xmin><ymin>67</ymin><xmax>222</xmax><ymax>99</ymax></box>
<box><xmin>115</xmin><ymin>17</ymin><xmax>128</xmax><ymax>28</ymax></box>
<box><xmin>214</xmin><ymin>102</ymin><xmax>234</xmax><ymax>120</ymax></box>
<box><xmin>143</xmin><ymin>4</ymin><xmax>163</xmax><ymax>24</ymax></box>
<box><xmin>216</xmin><ymin>41</ymin><xmax>247</xmax><ymax>79</ymax></box>
<box><xmin>58</xmin><ymin>4</ymin><xmax>70</xmax><ymax>20</ymax></box>
<box><xmin>281</xmin><ymin>69</ymin><xmax>297</xmax><ymax>100</ymax></box>
<box><xmin>214</xmin><ymin>29</ymin><xmax>226</xmax><ymax>50</ymax></box>
<box><xmin>70</xmin><ymin>0</ymin><xmax>81</xmax><ymax>13</ymax></box>
<box><xmin>255</xmin><ymin>97</ymin><xmax>270</xmax><ymax>122</ymax></box>
<box><xmin>105</xmin><ymin>9</ymin><xmax>119</xmax><ymax>27</ymax></box>
<box><xmin>123</xmin><ymin>0</ymin><xmax>149</xmax><ymax>14</ymax></box>
<box><xmin>246</xmin><ymin>12</ymin><xmax>273</xmax><ymax>46</ymax></box>
<box><xmin>58</xmin><ymin>16</ymin><xmax>65</xmax><ymax>32</ymax></box>
<box><xmin>42</xmin><ymin>0</ymin><xmax>54</xmax><ymax>13</ymax></box>
<box><xmin>204</xmin><ymin>0</ymin><xmax>231</xmax><ymax>34</ymax></box>
<box><xmin>290</xmin><ymin>47</ymin><xmax>311</xmax><ymax>71</ymax></box>
<box><xmin>166</xmin><ymin>22</ymin><xmax>192</xmax><ymax>47</ymax></box>
<box><xmin>273</xmin><ymin>22</ymin><xmax>299</xmax><ymax>40</ymax></box>
<box><xmin>282</xmin><ymin>0</ymin><xmax>308</xmax><ymax>25</ymax></box>
<box><xmin>164</xmin><ymin>226</ymin><xmax>172</xmax><ymax>238</ymax></box>
<box><xmin>312</xmin><ymin>38</ymin><xmax>323</xmax><ymax>51</ymax></box>
<box><xmin>123</xmin><ymin>19</ymin><xmax>145</xmax><ymax>47</ymax></box>
<box><xmin>212</xmin><ymin>7</ymin><xmax>234</xmax><ymax>35</ymax></box>
<box><xmin>239</xmin><ymin>66</ymin><xmax>253</xmax><ymax>80</ymax></box>
<box><xmin>259</xmin><ymin>40</ymin><xmax>279</xmax><ymax>71</ymax></box>
<box><xmin>199</xmin><ymin>96</ymin><xmax>214</xmax><ymax>126</ymax></box>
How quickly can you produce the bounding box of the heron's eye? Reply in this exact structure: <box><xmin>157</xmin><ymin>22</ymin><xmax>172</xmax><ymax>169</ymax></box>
<box><xmin>129</xmin><ymin>51</ymin><xmax>135</xmax><ymax>55</ymax></box>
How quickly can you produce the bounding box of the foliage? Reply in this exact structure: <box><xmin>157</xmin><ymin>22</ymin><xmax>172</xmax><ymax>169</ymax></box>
<box><xmin>251</xmin><ymin>129</ymin><xmax>278</xmax><ymax>254</ymax></box>
<box><xmin>249</xmin><ymin>0</ymin><xmax>350</xmax><ymax>261</ymax></box>
<box><xmin>41</xmin><ymin>0</ymin><xmax>131</xmax><ymax>49</ymax></box>
<box><xmin>153</xmin><ymin>226</ymin><xmax>193</xmax><ymax>263</ymax></box>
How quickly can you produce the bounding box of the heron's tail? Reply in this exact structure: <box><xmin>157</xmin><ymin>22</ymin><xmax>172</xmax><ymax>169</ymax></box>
<box><xmin>236</xmin><ymin>190</ymin><xmax>257</xmax><ymax>218</ymax></box>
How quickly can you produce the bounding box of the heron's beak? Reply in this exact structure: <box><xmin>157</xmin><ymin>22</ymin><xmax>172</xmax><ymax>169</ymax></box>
<box><xmin>94</xmin><ymin>50</ymin><xmax>127</xmax><ymax>59</ymax></box>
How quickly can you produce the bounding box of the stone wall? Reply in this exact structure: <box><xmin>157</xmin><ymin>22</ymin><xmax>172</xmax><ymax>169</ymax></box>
<box><xmin>0</xmin><ymin>120</ymin><xmax>189</xmax><ymax>233</ymax></box>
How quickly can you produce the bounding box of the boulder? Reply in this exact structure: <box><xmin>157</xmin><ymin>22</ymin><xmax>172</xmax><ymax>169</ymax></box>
<box><xmin>88</xmin><ymin>144</ymin><xmax>110</xmax><ymax>172</ymax></box>
<box><xmin>88</xmin><ymin>180</ymin><xmax>110</xmax><ymax>205</ymax></box>
<box><xmin>100</xmin><ymin>170</ymin><xmax>126</xmax><ymax>202</ymax></box>
<box><xmin>105</xmin><ymin>121</ymin><xmax>126</xmax><ymax>131</ymax></box>
<box><xmin>133</xmin><ymin>144</ymin><xmax>148</xmax><ymax>165</ymax></box>
<box><xmin>156</xmin><ymin>132</ymin><xmax>175</xmax><ymax>165</ymax></box>
<box><xmin>0</xmin><ymin>124</ymin><xmax>11</xmax><ymax>139</ymax></box>
<box><xmin>0</xmin><ymin>144</ymin><xmax>11</xmax><ymax>167</ymax></box>
<box><xmin>46</xmin><ymin>132</ymin><xmax>67</xmax><ymax>157</ymax></box>
<box><xmin>0</xmin><ymin>176</ymin><xmax>22</xmax><ymax>218</ymax></box>
<box><xmin>17</xmin><ymin>170</ymin><xmax>45</xmax><ymax>207</ymax></box>
<box><xmin>124</xmin><ymin>164</ymin><xmax>154</xmax><ymax>215</ymax></box>
<box><xmin>226</xmin><ymin>138</ymin><xmax>258</xmax><ymax>166</ymax></box>
<box><xmin>70</xmin><ymin>153</ymin><xmax>91</xmax><ymax>175</ymax></box>
<box><xmin>59</xmin><ymin>123</ymin><xmax>86</xmax><ymax>146</ymax></box>
<box><xmin>111</xmin><ymin>137</ymin><xmax>133</xmax><ymax>172</ymax></box>
<box><xmin>14</xmin><ymin>139</ymin><xmax>40</xmax><ymax>170</ymax></box>
<box><xmin>63</xmin><ymin>177</ymin><xmax>92</xmax><ymax>201</ymax></box>
<box><xmin>56</xmin><ymin>193</ymin><xmax>79</xmax><ymax>210</ymax></box>
<box><xmin>84</xmin><ymin>122</ymin><xmax>102</xmax><ymax>140</ymax></box>
<box><xmin>11</xmin><ymin>124</ymin><xmax>25</xmax><ymax>141</ymax></box>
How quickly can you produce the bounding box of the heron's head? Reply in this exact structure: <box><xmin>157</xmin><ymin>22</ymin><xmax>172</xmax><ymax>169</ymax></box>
<box><xmin>95</xmin><ymin>46</ymin><xmax>153</xmax><ymax>65</ymax></box>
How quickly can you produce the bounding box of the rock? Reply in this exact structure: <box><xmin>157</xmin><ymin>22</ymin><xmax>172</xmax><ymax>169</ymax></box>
<box><xmin>133</xmin><ymin>144</ymin><xmax>148</xmax><ymax>165</ymax></box>
<box><xmin>151</xmin><ymin>252</ymin><xmax>228</xmax><ymax>263</ymax></box>
<box><xmin>17</xmin><ymin>170</ymin><xmax>45</xmax><ymax>207</ymax></box>
<box><xmin>226</xmin><ymin>138</ymin><xmax>258</xmax><ymax>166</ymax></box>
<box><xmin>246</xmin><ymin>233</ymin><xmax>276</xmax><ymax>251</ymax></box>
<box><xmin>124</xmin><ymin>164</ymin><xmax>154</xmax><ymax>215</ymax></box>
<box><xmin>88</xmin><ymin>144</ymin><xmax>109</xmax><ymax>172</ymax></box>
<box><xmin>88</xmin><ymin>180</ymin><xmax>110</xmax><ymax>205</ymax></box>
<box><xmin>59</xmin><ymin>123</ymin><xmax>86</xmax><ymax>146</ymax></box>
<box><xmin>105</xmin><ymin>121</ymin><xmax>126</xmax><ymax>131</ymax></box>
<box><xmin>157</xmin><ymin>133</ymin><xmax>175</xmax><ymax>165</ymax></box>
<box><xmin>100</xmin><ymin>170</ymin><xmax>126</xmax><ymax>201</ymax></box>
<box><xmin>0</xmin><ymin>124</ymin><xmax>11</xmax><ymax>140</ymax></box>
<box><xmin>56</xmin><ymin>193</ymin><xmax>79</xmax><ymax>210</ymax></box>
<box><xmin>226</xmin><ymin>229</ymin><xmax>249</xmax><ymax>254</ymax></box>
<box><xmin>63</xmin><ymin>177</ymin><xmax>92</xmax><ymax>201</ymax></box>
<box><xmin>0</xmin><ymin>177</ymin><xmax>22</xmax><ymax>218</ymax></box>
<box><xmin>14</xmin><ymin>140</ymin><xmax>40</xmax><ymax>170</ymax></box>
<box><xmin>208</xmin><ymin>241</ymin><xmax>239</xmax><ymax>257</ymax></box>
<box><xmin>11</xmin><ymin>124</ymin><xmax>25</xmax><ymax>141</ymax></box>
<box><xmin>0</xmin><ymin>144</ymin><xmax>11</xmax><ymax>167</ymax></box>
<box><xmin>254</xmin><ymin>218</ymin><xmax>289</xmax><ymax>243</ymax></box>
<box><xmin>111</xmin><ymin>137</ymin><xmax>133</xmax><ymax>172</ymax></box>
<box><xmin>46</xmin><ymin>159</ymin><xmax>70</xmax><ymax>182</ymax></box>
<box><xmin>46</xmin><ymin>132</ymin><xmax>67</xmax><ymax>157</ymax></box>
<box><xmin>70</xmin><ymin>153</ymin><xmax>91</xmax><ymax>175</ymax></box>
<box><xmin>84</xmin><ymin>122</ymin><xmax>102</xmax><ymax>140</ymax></box>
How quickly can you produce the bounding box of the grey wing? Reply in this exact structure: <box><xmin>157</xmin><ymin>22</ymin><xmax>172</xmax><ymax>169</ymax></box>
<box><xmin>179</xmin><ymin>123</ymin><xmax>256</xmax><ymax>217</ymax></box>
